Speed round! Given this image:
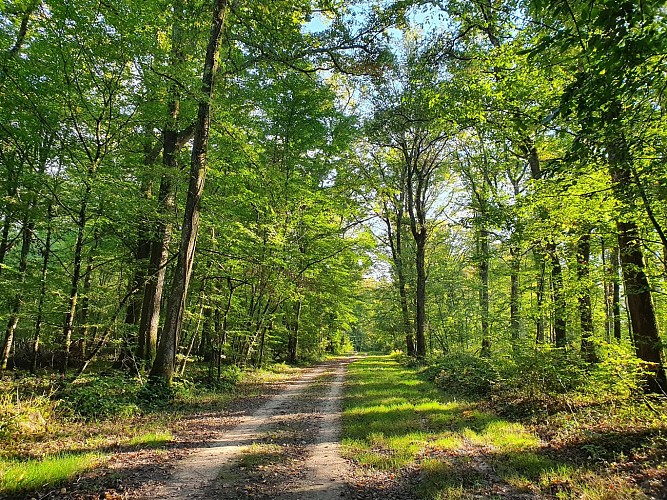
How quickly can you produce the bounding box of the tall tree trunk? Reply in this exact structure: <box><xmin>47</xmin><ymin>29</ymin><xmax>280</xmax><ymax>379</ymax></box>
<box><xmin>611</xmin><ymin>246</ymin><xmax>622</xmax><ymax>342</ymax></box>
<box><xmin>32</xmin><ymin>204</ymin><xmax>53</xmax><ymax>374</ymax></box>
<box><xmin>137</xmin><ymin>1</ymin><xmax>184</xmax><ymax>365</ymax></box>
<box><xmin>77</xmin><ymin>230</ymin><xmax>99</xmax><ymax>360</ymax></box>
<box><xmin>606</xmin><ymin>103</ymin><xmax>666</xmax><ymax>392</ymax></box>
<box><xmin>510</xmin><ymin>245</ymin><xmax>521</xmax><ymax>344</ymax></box>
<box><xmin>137</xmin><ymin>173</ymin><xmax>174</xmax><ymax>364</ymax></box>
<box><xmin>616</xmin><ymin>220</ymin><xmax>666</xmax><ymax>390</ymax></box>
<box><xmin>398</xmin><ymin>269</ymin><xmax>414</xmax><ymax>356</ymax></box>
<box><xmin>1</xmin><ymin>216</ymin><xmax>34</xmax><ymax>369</ymax></box>
<box><xmin>478</xmin><ymin>227</ymin><xmax>491</xmax><ymax>357</ymax></box>
<box><xmin>62</xmin><ymin>163</ymin><xmax>96</xmax><ymax>374</ymax></box>
<box><xmin>534</xmin><ymin>249</ymin><xmax>546</xmax><ymax>343</ymax></box>
<box><xmin>577</xmin><ymin>230</ymin><xmax>596</xmax><ymax>362</ymax></box>
<box><xmin>414</xmin><ymin>235</ymin><xmax>427</xmax><ymax>358</ymax></box>
<box><xmin>287</xmin><ymin>299</ymin><xmax>302</xmax><ymax>364</ymax></box>
<box><xmin>548</xmin><ymin>242</ymin><xmax>566</xmax><ymax>348</ymax></box>
<box><xmin>0</xmin><ymin>166</ymin><xmax>19</xmax><ymax>275</ymax></box>
<box><xmin>383</xmin><ymin>203</ymin><xmax>415</xmax><ymax>357</ymax></box>
<box><xmin>0</xmin><ymin>215</ymin><xmax>11</xmax><ymax>275</ymax></box>
<box><xmin>150</xmin><ymin>0</ymin><xmax>228</xmax><ymax>384</ymax></box>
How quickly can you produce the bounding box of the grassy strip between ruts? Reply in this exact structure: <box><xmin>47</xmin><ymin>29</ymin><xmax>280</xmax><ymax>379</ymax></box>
<box><xmin>341</xmin><ymin>355</ymin><xmax>650</xmax><ymax>499</ymax></box>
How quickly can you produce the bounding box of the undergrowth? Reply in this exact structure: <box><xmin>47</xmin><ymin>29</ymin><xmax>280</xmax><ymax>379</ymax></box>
<box><xmin>0</xmin><ymin>360</ymin><xmax>303</xmax><ymax>497</ymax></box>
<box><xmin>344</xmin><ymin>354</ymin><xmax>666</xmax><ymax>499</ymax></box>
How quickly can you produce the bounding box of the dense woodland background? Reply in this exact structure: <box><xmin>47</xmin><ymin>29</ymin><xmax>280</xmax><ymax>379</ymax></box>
<box><xmin>0</xmin><ymin>0</ymin><xmax>665</xmax><ymax>392</ymax></box>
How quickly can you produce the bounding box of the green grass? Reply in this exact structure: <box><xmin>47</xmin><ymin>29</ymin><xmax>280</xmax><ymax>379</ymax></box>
<box><xmin>0</xmin><ymin>452</ymin><xmax>102</xmax><ymax>496</ymax></box>
<box><xmin>341</xmin><ymin>356</ymin><xmax>566</xmax><ymax>498</ymax></box>
<box><xmin>342</xmin><ymin>355</ymin><xmax>658</xmax><ymax>499</ymax></box>
<box><xmin>127</xmin><ymin>430</ymin><xmax>172</xmax><ymax>448</ymax></box>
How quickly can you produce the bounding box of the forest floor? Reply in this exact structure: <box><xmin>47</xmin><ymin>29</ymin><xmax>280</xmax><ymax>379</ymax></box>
<box><xmin>2</xmin><ymin>358</ymin><xmax>356</xmax><ymax>500</ymax></box>
<box><xmin>340</xmin><ymin>355</ymin><xmax>667</xmax><ymax>500</ymax></box>
<box><xmin>3</xmin><ymin>355</ymin><xmax>667</xmax><ymax>499</ymax></box>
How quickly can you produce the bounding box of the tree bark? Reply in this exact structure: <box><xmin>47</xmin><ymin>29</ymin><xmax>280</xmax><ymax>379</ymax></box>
<box><xmin>405</xmin><ymin>153</ymin><xmax>429</xmax><ymax>359</ymax></box>
<box><xmin>1</xmin><ymin>216</ymin><xmax>34</xmax><ymax>369</ymax></box>
<box><xmin>534</xmin><ymin>249</ymin><xmax>546</xmax><ymax>343</ymax></box>
<box><xmin>287</xmin><ymin>299</ymin><xmax>302</xmax><ymax>364</ymax></box>
<box><xmin>577</xmin><ymin>230</ymin><xmax>596</xmax><ymax>362</ymax></box>
<box><xmin>414</xmin><ymin>235</ymin><xmax>427</xmax><ymax>358</ymax></box>
<box><xmin>547</xmin><ymin>242</ymin><xmax>566</xmax><ymax>348</ymax></box>
<box><xmin>0</xmin><ymin>215</ymin><xmax>11</xmax><ymax>275</ymax></box>
<box><xmin>606</xmin><ymin>103</ymin><xmax>666</xmax><ymax>392</ymax></box>
<box><xmin>478</xmin><ymin>227</ymin><xmax>491</xmax><ymax>357</ymax></box>
<box><xmin>137</xmin><ymin>0</ymin><xmax>185</xmax><ymax>365</ymax></box>
<box><xmin>611</xmin><ymin>246</ymin><xmax>622</xmax><ymax>342</ymax></box>
<box><xmin>150</xmin><ymin>0</ymin><xmax>228</xmax><ymax>384</ymax></box>
<box><xmin>382</xmin><ymin>200</ymin><xmax>414</xmax><ymax>356</ymax></box>
<box><xmin>32</xmin><ymin>204</ymin><xmax>53</xmax><ymax>374</ymax></box>
<box><xmin>62</xmin><ymin>162</ymin><xmax>96</xmax><ymax>374</ymax></box>
<box><xmin>509</xmin><ymin>245</ymin><xmax>520</xmax><ymax>343</ymax></box>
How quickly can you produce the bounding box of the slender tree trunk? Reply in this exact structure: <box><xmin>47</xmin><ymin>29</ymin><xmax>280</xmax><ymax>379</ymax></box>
<box><xmin>1</xmin><ymin>216</ymin><xmax>34</xmax><ymax>369</ymax></box>
<box><xmin>601</xmin><ymin>239</ymin><xmax>611</xmax><ymax>342</ymax></box>
<box><xmin>547</xmin><ymin>242</ymin><xmax>566</xmax><ymax>348</ymax></box>
<box><xmin>534</xmin><ymin>249</ymin><xmax>546</xmax><ymax>344</ymax></box>
<box><xmin>394</xmin><ymin>224</ymin><xmax>414</xmax><ymax>356</ymax></box>
<box><xmin>150</xmin><ymin>0</ymin><xmax>228</xmax><ymax>383</ymax></box>
<box><xmin>137</xmin><ymin>0</ymin><xmax>189</xmax><ymax>366</ymax></box>
<box><xmin>125</xmin><ymin>242</ymin><xmax>152</xmax><ymax>327</ymax></box>
<box><xmin>382</xmin><ymin>197</ymin><xmax>415</xmax><ymax>356</ymax></box>
<box><xmin>32</xmin><ymin>205</ymin><xmax>53</xmax><ymax>374</ymax></box>
<box><xmin>611</xmin><ymin>246</ymin><xmax>622</xmax><ymax>342</ymax></box>
<box><xmin>478</xmin><ymin>227</ymin><xmax>491</xmax><ymax>357</ymax></box>
<box><xmin>77</xmin><ymin>230</ymin><xmax>99</xmax><ymax>360</ymax></box>
<box><xmin>414</xmin><ymin>236</ymin><xmax>427</xmax><ymax>358</ymax></box>
<box><xmin>0</xmin><ymin>216</ymin><xmax>11</xmax><ymax>274</ymax></box>
<box><xmin>510</xmin><ymin>246</ymin><xmax>521</xmax><ymax>344</ymax></box>
<box><xmin>287</xmin><ymin>299</ymin><xmax>302</xmax><ymax>364</ymax></box>
<box><xmin>62</xmin><ymin>163</ymin><xmax>96</xmax><ymax>374</ymax></box>
<box><xmin>200</xmin><ymin>301</ymin><xmax>213</xmax><ymax>361</ymax></box>
<box><xmin>577</xmin><ymin>230</ymin><xmax>596</xmax><ymax>362</ymax></box>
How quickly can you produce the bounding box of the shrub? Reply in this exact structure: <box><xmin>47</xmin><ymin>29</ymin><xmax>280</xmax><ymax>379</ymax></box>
<box><xmin>424</xmin><ymin>353</ymin><xmax>499</xmax><ymax>398</ymax></box>
<box><xmin>586</xmin><ymin>343</ymin><xmax>645</xmax><ymax>399</ymax></box>
<box><xmin>0</xmin><ymin>393</ymin><xmax>55</xmax><ymax>440</ymax></box>
<box><xmin>205</xmin><ymin>365</ymin><xmax>242</xmax><ymax>390</ymax></box>
<box><xmin>137</xmin><ymin>377</ymin><xmax>177</xmax><ymax>410</ymax></box>
<box><xmin>494</xmin><ymin>348</ymin><xmax>587</xmax><ymax>399</ymax></box>
<box><xmin>58</xmin><ymin>374</ymin><xmax>142</xmax><ymax>421</ymax></box>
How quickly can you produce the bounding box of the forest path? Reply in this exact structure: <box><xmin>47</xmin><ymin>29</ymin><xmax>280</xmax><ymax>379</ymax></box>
<box><xmin>147</xmin><ymin>357</ymin><xmax>354</xmax><ymax>500</ymax></box>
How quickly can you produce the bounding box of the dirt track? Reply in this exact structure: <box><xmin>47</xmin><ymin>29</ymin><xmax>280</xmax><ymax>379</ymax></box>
<box><xmin>146</xmin><ymin>358</ymin><xmax>353</xmax><ymax>500</ymax></box>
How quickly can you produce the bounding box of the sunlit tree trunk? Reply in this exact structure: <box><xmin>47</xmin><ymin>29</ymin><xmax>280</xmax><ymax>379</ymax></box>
<box><xmin>611</xmin><ymin>246</ymin><xmax>622</xmax><ymax>342</ymax></box>
<box><xmin>606</xmin><ymin>103</ymin><xmax>666</xmax><ymax>392</ymax></box>
<box><xmin>150</xmin><ymin>0</ymin><xmax>229</xmax><ymax>383</ymax></box>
